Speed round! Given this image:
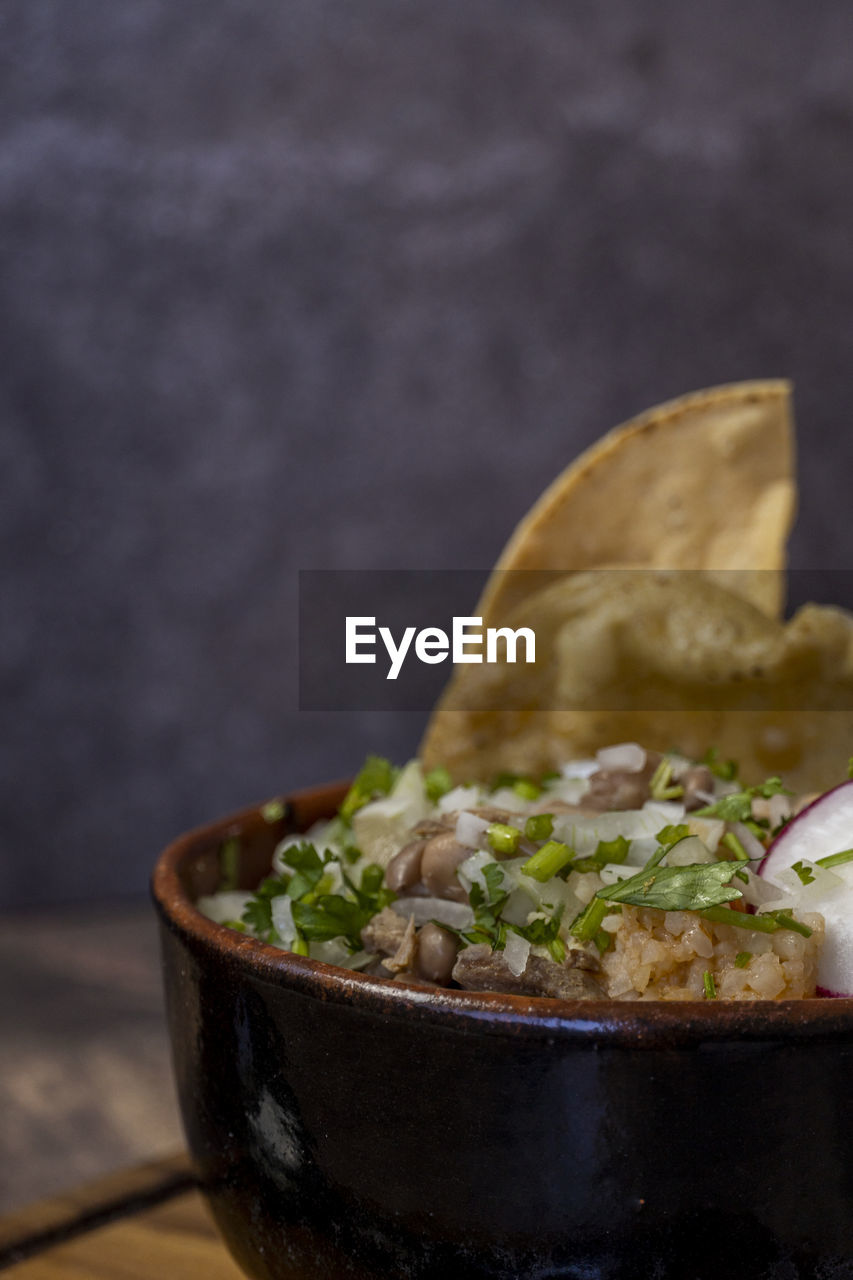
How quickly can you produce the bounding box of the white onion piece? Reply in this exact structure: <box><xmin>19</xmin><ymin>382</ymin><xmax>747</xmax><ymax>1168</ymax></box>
<box><xmin>597</xmin><ymin>864</ymin><xmax>637</xmax><ymax>886</ymax></box>
<box><xmin>391</xmin><ymin>897</ymin><xmax>475</xmax><ymax>929</ymax></box>
<box><xmin>310</xmin><ymin>938</ymin><xmax>354</xmax><ymax>967</ymax></box>
<box><xmin>768</xmin><ymin>861</ymin><xmax>845</xmax><ymax>906</ymax></box>
<box><xmin>738</xmin><ymin>868</ymin><xmax>788</xmax><ymax>909</ymax></box>
<box><xmin>643</xmin><ymin>800</ymin><xmax>686</xmax><ymax>824</ymax></box>
<box><xmin>503</xmin><ymin>930</ymin><xmax>531</xmax><ymax>976</ymax></box>
<box><xmin>438</xmin><ymin>784</ymin><xmax>481</xmax><ymax>814</ymax></box>
<box><xmin>731</xmin><ymin>821</ymin><xmax>766</xmax><ymax>863</ymax></box>
<box><xmin>596</xmin><ymin>743</ymin><xmax>646</xmax><ymax>773</ymax></box>
<box><xmin>561</xmin><ymin>759</ymin><xmax>599</xmax><ymax>780</ymax></box>
<box><xmin>455</xmin><ymin>811</ymin><xmax>490</xmax><ymax>849</ymax></box>
<box><xmin>665</xmin><ymin>836</ymin><xmax>714</xmax><ymax>866</ymax></box>
<box><xmin>271</xmin><ymin>894</ymin><xmax>297</xmax><ymax>942</ymax></box>
<box><xmin>488</xmin><ymin>787</ymin><xmax>530</xmax><ymax>814</ymax></box>
<box><xmin>197</xmin><ymin>891</ymin><xmax>252</xmax><ymax>924</ymax></box>
<box><xmin>500</xmin><ymin>887</ymin><xmax>540</xmax><ymax>926</ymax></box>
<box><xmin>458</xmin><ymin>850</ymin><xmax>495</xmax><ymax>893</ymax></box>
<box><xmin>687</xmin><ymin>817</ymin><xmax>724</xmax><ymax>852</ymax></box>
<box><xmin>553</xmin><ymin>807</ymin><xmax>672</xmax><ymax>854</ymax></box>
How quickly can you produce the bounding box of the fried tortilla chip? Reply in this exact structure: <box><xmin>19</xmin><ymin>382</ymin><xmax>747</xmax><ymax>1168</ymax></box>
<box><xmin>477</xmin><ymin>380</ymin><xmax>796</xmax><ymax>627</ymax></box>
<box><xmin>421</xmin><ymin>571</ymin><xmax>853</xmax><ymax>795</ymax></box>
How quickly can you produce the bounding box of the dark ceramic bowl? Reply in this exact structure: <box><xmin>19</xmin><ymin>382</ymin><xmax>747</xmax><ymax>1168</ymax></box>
<box><xmin>152</xmin><ymin>781</ymin><xmax>853</xmax><ymax>1280</ymax></box>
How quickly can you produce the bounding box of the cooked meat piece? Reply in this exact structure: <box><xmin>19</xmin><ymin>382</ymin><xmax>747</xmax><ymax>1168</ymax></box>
<box><xmin>452</xmin><ymin>944</ymin><xmax>604</xmax><ymax>1000</ymax></box>
<box><xmin>361</xmin><ymin>906</ymin><xmax>409</xmax><ymax>957</ymax></box>
<box><xmin>385</xmin><ymin>914</ymin><xmax>418</xmax><ymax>974</ymax></box>
<box><xmin>584</xmin><ymin>750</ymin><xmax>662</xmax><ymax>811</ymax></box>
<box><xmin>680</xmin><ymin>765</ymin><xmax>716</xmax><ymax>811</ymax></box>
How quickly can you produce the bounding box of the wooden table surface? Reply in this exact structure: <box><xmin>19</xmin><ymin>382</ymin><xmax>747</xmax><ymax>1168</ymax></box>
<box><xmin>0</xmin><ymin>1153</ymin><xmax>244</xmax><ymax>1279</ymax></box>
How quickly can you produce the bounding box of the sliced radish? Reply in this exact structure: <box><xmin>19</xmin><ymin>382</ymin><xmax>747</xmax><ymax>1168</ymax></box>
<box><xmin>758</xmin><ymin>781</ymin><xmax>853</xmax><ymax>995</ymax></box>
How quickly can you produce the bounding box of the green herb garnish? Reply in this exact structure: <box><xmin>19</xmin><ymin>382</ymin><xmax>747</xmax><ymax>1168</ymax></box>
<box><xmin>816</xmin><ymin>848</ymin><xmax>853</xmax><ymax>870</ymax></box>
<box><xmin>649</xmin><ymin>758</ymin><xmax>684</xmax><ymax>801</ymax></box>
<box><xmin>241</xmin><ymin>877</ymin><xmax>290</xmax><ymax>940</ymax></box>
<box><xmin>339</xmin><ymin>755</ymin><xmax>397</xmax><ymax>823</ymax></box>
<box><xmin>792</xmin><ymin>860</ymin><xmax>816</xmax><ymax>885</ymax></box>
<box><xmin>596</xmin><ymin>859</ymin><xmax>747</xmax><ymax>912</ymax></box>
<box><xmin>524</xmin><ymin>813</ymin><xmax>554</xmax><ymax>842</ymax></box>
<box><xmin>702</xmin><ymin>747</ymin><xmax>739</xmax><ymax>782</ymax></box>
<box><xmin>424</xmin><ymin>766</ymin><xmax>453</xmax><ymax>803</ymax></box>
<box><xmin>734</xmin><ymin>951</ymin><xmax>752</xmax><ymax>968</ymax></box>
<box><xmin>488</xmin><ymin>823</ymin><xmax>521</xmax><ymax>856</ymax></box>
<box><xmin>693</xmin><ymin>777</ymin><xmax>791</xmax><ymax>823</ymax></box>
<box><xmin>703</xmin><ymin>971</ymin><xmax>717</xmax><ymax>999</ymax></box>
<box><xmin>720</xmin><ymin>831</ymin><xmax>749</xmax><ymax>862</ymax></box>
<box><xmin>569</xmin><ymin>835</ymin><xmax>631</xmax><ymax>874</ymax></box>
<box><xmin>570</xmin><ymin>896</ymin><xmax>609</xmax><ymax>942</ymax></box>
<box><xmin>522</xmin><ymin>839</ymin><xmax>573</xmax><ymax>882</ymax></box>
<box><xmin>512</xmin><ymin>778</ymin><xmax>541</xmax><ymax>801</ymax></box>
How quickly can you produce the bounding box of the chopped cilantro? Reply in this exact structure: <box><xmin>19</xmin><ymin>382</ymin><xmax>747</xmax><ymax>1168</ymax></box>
<box><xmin>291</xmin><ymin>894</ymin><xmax>374</xmax><ymax>945</ymax></box>
<box><xmin>656</xmin><ymin>824</ymin><xmax>691</xmax><ymax>849</ymax></box>
<box><xmin>424</xmin><ymin>766</ymin><xmax>453</xmax><ymax>803</ymax></box>
<box><xmin>512</xmin><ymin>777</ymin><xmax>541</xmax><ymax>801</ymax></box>
<box><xmin>339</xmin><ymin>756</ymin><xmax>397</xmax><ymax>823</ymax></box>
<box><xmin>596</xmin><ymin>859</ymin><xmax>747</xmax><ymax>912</ymax></box>
<box><xmin>702</xmin><ymin>747</ymin><xmax>739</xmax><ymax>782</ymax></box>
<box><xmin>525</xmin><ymin>812</ymin><xmax>554</xmax><ymax>842</ymax></box>
<box><xmin>241</xmin><ymin>877</ymin><xmax>290</xmax><ymax>940</ymax></box>
<box><xmin>703</xmin><ymin>971</ymin><xmax>717</xmax><ymax>1000</ymax></box>
<box><xmin>510</xmin><ymin>904</ymin><xmax>565</xmax><ymax>950</ymax></box>
<box><xmin>569</xmin><ymin>834</ymin><xmax>631</xmax><ymax>874</ymax></box>
<box><xmin>792</xmin><ymin>860</ymin><xmax>816</xmax><ymax>885</ymax></box>
<box><xmin>734</xmin><ymin>951</ymin><xmax>752</xmax><ymax>968</ymax></box>
<box><xmin>279</xmin><ymin>842</ymin><xmax>325</xmax><ymax>900</ymax></box>
<box><xmin>693</xmin><ymin>777</ymin><xmax>791</xmax><ymax>823</ymax></box>
<box><xmin>593</xmin><ymin>929</ymin><xmax>613</xmax><ymax>954</ymax></box>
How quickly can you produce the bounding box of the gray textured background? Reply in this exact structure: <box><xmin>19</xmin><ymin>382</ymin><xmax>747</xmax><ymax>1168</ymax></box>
<box><xmin>3</xmin><ymin>0</ymin><xmax>853</xmax><ymax>908</ymax></box>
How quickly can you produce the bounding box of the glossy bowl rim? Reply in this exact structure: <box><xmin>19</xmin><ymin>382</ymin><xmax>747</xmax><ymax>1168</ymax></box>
<box><xmin>151</xmin><ymin>780</ymin><xmax>853</xmax><ymax>1046</ymax></box>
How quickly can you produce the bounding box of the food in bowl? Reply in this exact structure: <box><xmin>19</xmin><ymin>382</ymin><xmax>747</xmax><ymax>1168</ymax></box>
<box><xmin>199</xmin><ymin>745</ymin><xmax>853</xmax><ymax>1001</ymax></box>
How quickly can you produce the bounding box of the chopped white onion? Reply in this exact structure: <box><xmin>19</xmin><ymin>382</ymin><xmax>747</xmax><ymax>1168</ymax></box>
<box><xmin>561</xmin><ymin>759</ymin><xmax>599</xmax><ymax>780</ymax></box>
<box><xmin>455</xmin><ymin>811</ymin><xmax>491</xmax><ymax>849</ymax></box>
<box><xmin>197</xmin><ymin>891</ymin><xmax>252</xmax><ymax>924</ymax></box>
<box><xmin>643</xmin><ymin>800</ymin><xmax>686</xmax><ymax>824</ymax></box>
<box><xmin>731</xmin><ymin>821</ymin><xmax>767</xmax><ymax>863</ymax></box>
<box><xmin>503</xmin><ymin>930</ymin><xmax>531</xmax><ymax>976</ymax></box>
<box><xmin>596</xmin><ymin>743</ymin><xmax>646</xmax><ymax>773</ymax></box>
<box><xmin>271</xmin><ymin>894</ymin><xmax>296</xmax><ymax>943</ymax></box>
<box><xmin>598</xmin><ymin>864</ymin><xmax>639</xmax><ymax>886</ymax></box>
<box><xmin>391</xmin><ymin>897</ymin><xmax>475</xmax><ymax>929</ymax></box>
<box><xmin>665</xmin><ymin>836</ymin><xmax>714</xmax><ymax>866</ymax></box>
<box><xmin>438</xmin><ymin>784</ymin><xmax>481</xmax><ymax>814</ymax></box>
<box><xmin>688</xmin><ymin>817</ymin><xmax>725</xmax><ymax>852</ymax></box>
<box><xmin>740</xmin><ymin>868</ymin><xmax>794</xmax><ymax>909</ymax></box>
